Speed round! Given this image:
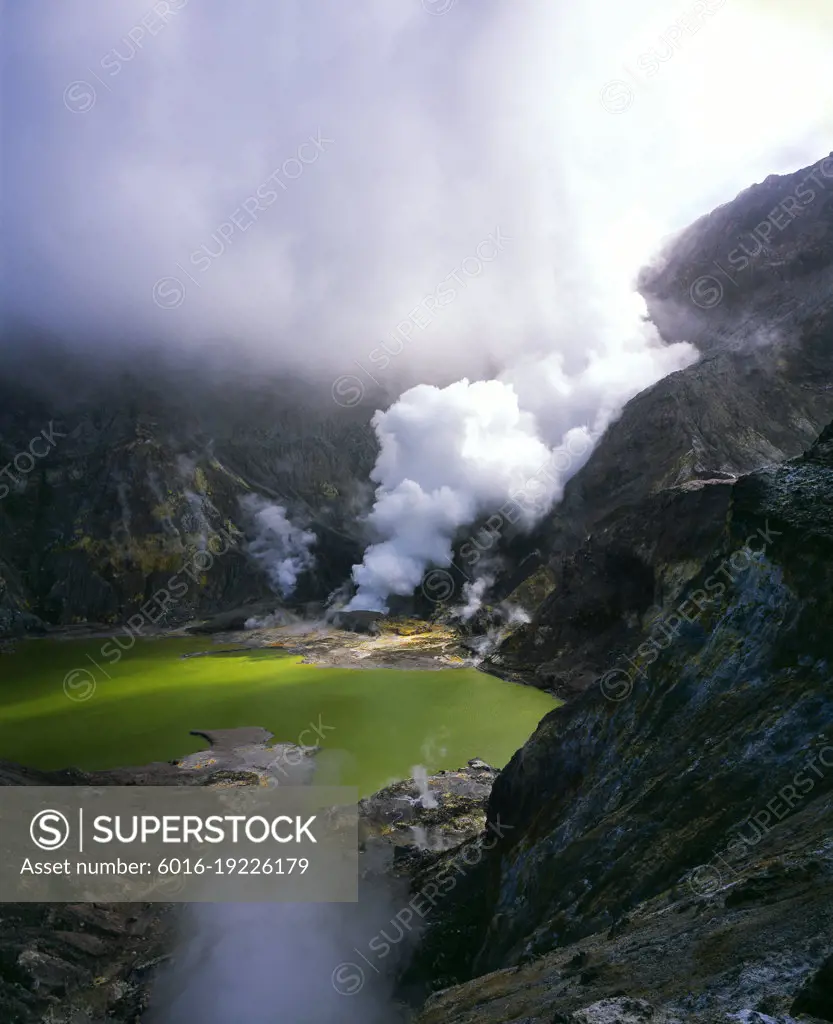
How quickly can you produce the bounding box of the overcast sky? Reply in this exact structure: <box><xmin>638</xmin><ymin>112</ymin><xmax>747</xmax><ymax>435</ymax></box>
<box><xmin>2</xmin><ymin>0</ymin><xmax>832</xmax><ymax>388</ymax></box>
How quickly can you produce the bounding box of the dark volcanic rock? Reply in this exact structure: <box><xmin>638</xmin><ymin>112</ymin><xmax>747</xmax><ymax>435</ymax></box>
<box><xmin>478</xmin><ymin>153</ymin><xmax>833</xmax><ymax>671</ymax></box>
<box><xmin>409</xmin><ymin>425</ymin><xmax>833</xmax><ymax>1021</ymax></box>
<box><xmin>486</xmin><ymin>154</ymin><xmax>833</xmax><ymax>688</ymax></box>
<box><xmin>489</xmin><ymin>473</ymin><xmax>736</xmax><ymax>693</ymax></box>
<box><xmin>791</xmin><ymin>952</ymin><xmax>833</xmax><ymax>1020</ymax></box>
<box><xmin>0</xmin><ymin>727</ymin><xmax>316</xmax><ymax>1023</ymax></box>
<box><xmin>640</xmin><ymin>151</ymin><xmax>833</xmax><ymax>355</ymax></box>
<box><xmin>0</xmin><ymin>361</ymin><xmax>378</xmax><ymax>637</ymax></box>
<box><xmin>360</xmin><ymin>758</ymin><xmax>499</xmax><ymax>855</ymax></box>
<box><xmin>333</xmin><ymin>609</ymin><xmax>384</xmax><ymax>634</ymax></box>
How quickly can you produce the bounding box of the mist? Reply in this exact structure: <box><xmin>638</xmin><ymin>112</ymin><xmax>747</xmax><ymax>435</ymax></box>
<box><xmin>240</xmin><ymin>495</ymin><xmax>317</xmax><ymax>598</ymax></box>
<box><xmin>150</xmin><ymin>897</ymin><xmax>413</xmax><ymax>1024</ymax></box>
<box><xmin>5</xmin><ymin>2</ymin><xmax>833</xmax><ymax>1018</ymax></box>
<box><xmin>3</xmin><ymin>0</ymin><xmax>832</xmax><ymax>389</ymax></box>
<box><xmin>7</xmin><ymin>1</ymin><xmax>833</xmax><ymax>616</ymax></box>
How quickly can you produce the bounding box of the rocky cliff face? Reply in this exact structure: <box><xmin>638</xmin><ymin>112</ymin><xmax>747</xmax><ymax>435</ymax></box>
<box><xmin>639</xmin><ymin>151</ymin><xmax>833</xmax><ymax>355</ymax></box>
<box><xmin>0</xmin><ymin>354</ymin><xmax>379</xmax><ymax>636</ymax></box>
<box><xmin>406</xmin><ymin>423</ymin><xmax>833</xmax><ymax>1021</ymax></box>
<box><xmin>489</xmin><ymin>151</ymin><xmax>833</xmax><ymax>689</ymax></box>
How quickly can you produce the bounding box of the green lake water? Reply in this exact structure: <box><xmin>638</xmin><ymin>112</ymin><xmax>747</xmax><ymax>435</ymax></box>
<box><xmin>0</xmin><ymin>638</ymin><xmax>556</xmax><ymax>795</ymax></box>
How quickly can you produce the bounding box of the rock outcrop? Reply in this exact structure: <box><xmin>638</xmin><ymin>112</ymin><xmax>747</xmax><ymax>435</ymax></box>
<box><xmin>360</xmin><ymin>758</ymin><xmax>499</xmax><ymax>858</ymax></box>
<box><xmin>406</xmin><ymin>423</ymin><xmax>833</xmax><ymax>1021</ymax></box>
<box><xmin>0</xmin><ymin>727</ymin><xmax>317</xmax><ymax>1023</ymax></box>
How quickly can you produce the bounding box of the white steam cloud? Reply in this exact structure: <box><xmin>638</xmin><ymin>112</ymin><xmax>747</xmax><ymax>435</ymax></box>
<box><xmin>454</xmin><ymin>576</ymin><xmax>495</xmax><ymax>624</ymax></box>
<box><xmin>241</xmin><ymin>496</ymin><xmax>316</xmax><ymax>599</ymax></box>
<box><xmin>328</xmin><ymin>0</ymin><xmax>833</xmax><ymax>613</ymax></box>
<box><xmin>346</xmin><ymin>313</ymin><xmax>696</xmax><ymax>611</ymax></box>
<box><xmin>5</xmin><ymin>1</ymin><xmax>832</xmax><ymax>386</ymax></box>
<box><xmin>152</xmin><ymin>897</ymin><xmax>412</xmax><ymax>1024</ymax></box>
<box><xmin>347</xmin><ymin>380</ymin><xmax>573</xmax><ymax>611</ymax></box>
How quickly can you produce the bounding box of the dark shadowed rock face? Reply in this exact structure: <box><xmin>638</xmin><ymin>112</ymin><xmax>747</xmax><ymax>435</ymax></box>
<box><xmin>486</xmin><ymin>152</ymin><xmax>833</xmax><ymax>690</ymax></box>
<box><xmin>408</xmin><ymin>425</ymin><xmax>833</xmax><ymax>1021</ymax></box>
<box><xmin>791</xmin><ymin>952</ymin><xmax>833</xmax><ymax>1020</ymax></box>
<box><xmin>0</xmin><ymin>361</ymin><xmax>378</xmax><ymax>637</ymax></box>
<box><xmin>639</xmin><ymin>151</ymin><xmax>833</xmax><ymax>354</ymax></box>
<box><xmin>333</xmin><ymin>609</ymin><xmax>384</xmax><ymax>634</ymax></box>
<box><xmin>491</xmin><ymin>474</ymin><xmax>737</xmax><ymax>693</ymax></box>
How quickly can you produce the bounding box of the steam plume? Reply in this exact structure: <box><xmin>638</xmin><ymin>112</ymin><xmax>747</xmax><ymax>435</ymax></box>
<box><xmin>241</xmin><ymin>495</ymin><xmax>316</xmax><ymax>599</ymax></box>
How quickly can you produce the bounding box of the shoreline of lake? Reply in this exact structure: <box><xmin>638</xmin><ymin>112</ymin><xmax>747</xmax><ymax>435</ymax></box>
<box><xmin>0</xmin><ymin>636</ymin><xmax>558</xmax><ymax>792</ymax></box>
